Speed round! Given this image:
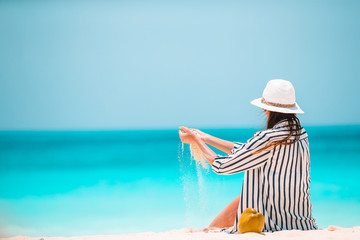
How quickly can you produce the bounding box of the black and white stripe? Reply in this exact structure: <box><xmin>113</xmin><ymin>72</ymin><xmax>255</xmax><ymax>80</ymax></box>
<box><xmin>212</xmin><ymin>120</ymin><xmax>317</xmax><ymax>232</ymax></box>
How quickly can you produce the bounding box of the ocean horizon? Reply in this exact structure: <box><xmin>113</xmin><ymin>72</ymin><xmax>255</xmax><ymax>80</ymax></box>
<box><xmin>0</xmin><ymin>125</ymin><xmax>359</xmax><ymax>237</ymax></box>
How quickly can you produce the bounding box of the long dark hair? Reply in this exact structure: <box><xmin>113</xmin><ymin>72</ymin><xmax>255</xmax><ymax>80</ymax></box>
<box><xmin>254</xmin><ymin>111</ymin><xmax>302</xmax><ymax>154</ymax></box>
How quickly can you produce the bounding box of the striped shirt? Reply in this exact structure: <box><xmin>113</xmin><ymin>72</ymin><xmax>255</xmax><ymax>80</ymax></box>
<box><xmin>212</xmin><ymin>120</ymin><xmax>317</xmax><ymax>232</ymax></box>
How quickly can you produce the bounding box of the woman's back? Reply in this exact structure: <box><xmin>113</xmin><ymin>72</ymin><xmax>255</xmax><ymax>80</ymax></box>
<box><xmin>212</xmin><ymin>120</ymin><xmax>318</xmax><ymax>232</ymax></box>
<box><xmin>254</xmin><ymin>120</ymin><xmax>316</xmax><ymax>231</ymax></box>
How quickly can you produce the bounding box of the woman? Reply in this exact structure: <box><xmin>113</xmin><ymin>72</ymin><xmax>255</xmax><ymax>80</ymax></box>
<box><xmin>179</xmin><ymin>79</ymin><xmax>317</xmax><ymax>233</ymax></box>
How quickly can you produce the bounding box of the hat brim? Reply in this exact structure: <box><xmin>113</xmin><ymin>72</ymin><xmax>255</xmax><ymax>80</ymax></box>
<box><xmin>251</xmin><ymin>98</ymin><xmax>304</xmax><ymax>114</ymax></box>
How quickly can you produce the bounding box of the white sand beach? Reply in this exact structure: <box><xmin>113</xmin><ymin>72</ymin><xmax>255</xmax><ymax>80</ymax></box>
<box><xmin>3</xmin><ymin>226</ymin><xmax>360</xmax><ymax>240</ymax></box>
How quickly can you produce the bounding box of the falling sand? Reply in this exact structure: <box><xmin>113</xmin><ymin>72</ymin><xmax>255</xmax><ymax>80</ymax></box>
<box><xmin>189</xmin><ymin>143</ymin><xmax>208</xmax><ymax>169</ymax></box>
<box><xmin>178</xmin><ymin>131</ymin><xmax>210</xmax><ymax>227</ymax></box>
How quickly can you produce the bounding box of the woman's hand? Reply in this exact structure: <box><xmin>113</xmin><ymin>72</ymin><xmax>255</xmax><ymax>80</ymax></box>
<box><xmin>179</xmin><ymin>126</ymin><xmax>201</xmax><ymax>144</ymax></box>
<box><xmin>180</xmin><ymin>126</ymin><xmax>217</xmax><ymax>165</ymax></box>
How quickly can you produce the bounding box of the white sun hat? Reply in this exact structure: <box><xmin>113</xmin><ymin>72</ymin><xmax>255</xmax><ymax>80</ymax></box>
<box><xmin>251</xmin><ymin>79</ymin><xmax>304</xmax><ymax>114</ymax></box>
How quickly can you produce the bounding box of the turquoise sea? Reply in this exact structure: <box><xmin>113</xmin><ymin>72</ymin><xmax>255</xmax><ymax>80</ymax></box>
<box><xmin>0</xmin><ymin>126</ymin><xmax>360</xmax><ymax>237</ymax></box>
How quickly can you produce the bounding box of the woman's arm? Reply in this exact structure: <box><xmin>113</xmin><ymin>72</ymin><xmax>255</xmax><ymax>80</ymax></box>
<box><xmin>191</xmin><ymin>129</ymin><xmax>235</xmax><ymax>154</ymax></box>
<box><xmin>193</xmin><ymin>136</ymin><xmax>217</xmax><ymax>165</ymax></box>
<box><xmin>179</xmin><ymin>127</ymin><xmax>273</xmax><ymax>175</ymax></box>
<box><xmin>212</xmin><ymin>131</ymin><xmax>272</xmax><ymax>175</ymax></box>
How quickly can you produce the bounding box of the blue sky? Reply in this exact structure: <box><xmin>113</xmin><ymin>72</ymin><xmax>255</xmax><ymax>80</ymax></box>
<box><xmin>0</xmin><ymin>0</ymin><xmax>359</xmax><ymax>130</ymax></box>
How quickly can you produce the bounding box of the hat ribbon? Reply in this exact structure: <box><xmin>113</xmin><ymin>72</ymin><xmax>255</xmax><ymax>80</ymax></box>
<box><xmin>261</xmin><ymin>98</ymin><xmax>296</xmax><ymax>108</ymax></box>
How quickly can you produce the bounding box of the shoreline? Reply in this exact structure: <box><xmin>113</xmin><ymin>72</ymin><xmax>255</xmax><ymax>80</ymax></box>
<box><xmin>2</xmin><ymin>226</ymin><xmax>360</xmax><ymax>240</ymax></box>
